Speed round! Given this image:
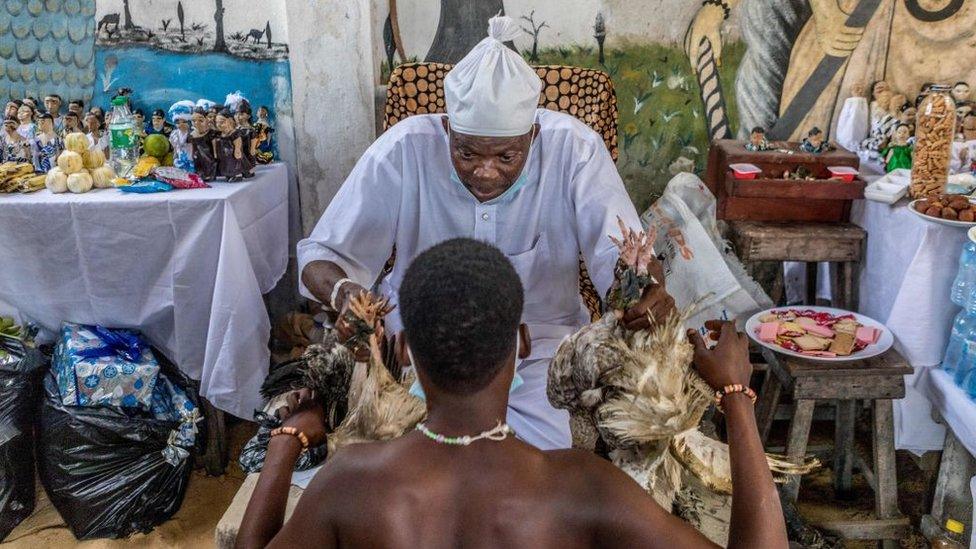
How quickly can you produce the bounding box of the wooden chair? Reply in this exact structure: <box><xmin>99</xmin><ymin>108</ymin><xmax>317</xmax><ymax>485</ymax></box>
<box><xmin>383</xmin><ymin>62</ymin><xmax>620</xmax><ymax>320</ymax></box>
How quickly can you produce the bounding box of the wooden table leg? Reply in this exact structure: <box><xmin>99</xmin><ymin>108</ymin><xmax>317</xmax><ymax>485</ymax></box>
<box><xmin>806</xmin><ymin>262</ymin><xmax>818</xmax><ymax>305</ymax></box>
<box><xmin>755</xmin><ymin>370</ymin><xmax>782</xmax><ymax>446</ymax></box>
<box><xmin>784</xmin><ymin>399</ymin><xmax>816</xmax><ymax>502</ymax></box>
<box><xmin>834</xmin><ymin>399</ymin><xmax>857</xmax><ymax>499</ymax></box>
<box><xmin>841</xmin><ymin>261</ymin><xmax>857</xmax><ymax>311</ymax></box>
<box><xmin>201</xmin><ymin>397</ymin><xmax>228</xmax><ymax>476</ymax></box>
<box><xmin>873</xmin><ymin>399</ymin><xmax>900</xmax><ymax>549</ymax></box>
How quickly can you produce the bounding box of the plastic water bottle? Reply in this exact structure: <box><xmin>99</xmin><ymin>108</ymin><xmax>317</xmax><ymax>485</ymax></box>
<box><xmin>943</xmin><ymin>308</ymin><xmax>972</xmax><ymax>376</ymax></box>
<box><xmin>950</xmin><ymin>236</ymin><xmax>976</xmax><ymax>306</ymax></box>
<box><xmin>108</xmin><ymin>96</ymin><xmax>137</xmax><ymax>178</ymax></box>
<box><xmin>951</xmin><ymin>288</ymin><xmax>976</xmax><ymax>396</ymax></box>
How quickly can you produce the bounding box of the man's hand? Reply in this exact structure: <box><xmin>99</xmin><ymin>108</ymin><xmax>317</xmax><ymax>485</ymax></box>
<box><xmin>684</xmin><ymin>2</ymin><xmax>728</xmax><ymax>74</ymax></box>
<box><xmin>334</xmin><ymin>284</ymin><xmax>375</xmax><ymax>362</ymax></box>
<box><xmin>278</xmin><ymin>388</ymin><xmax>328</xmax><ymax>448</ymax></box>
<box><xmin>810</xmin><ymin>0</ymin><xmax>864</xmax><ymax>58</ymax></box>
<box><xmin>621</xmin><ymin>255</ymin><xmax>676</xmax><ymax>331</ymax></box>
<box><xmin>687</xmin><ymin>320</ymin><xmax>752</xmax><ymax>391</ymax></box>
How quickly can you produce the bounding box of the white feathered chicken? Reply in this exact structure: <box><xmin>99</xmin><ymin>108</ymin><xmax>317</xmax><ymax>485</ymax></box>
<box><xmin>548</xmin><ymin>224</ymin><xmax>816</xmax><ymax>543</ymax></box>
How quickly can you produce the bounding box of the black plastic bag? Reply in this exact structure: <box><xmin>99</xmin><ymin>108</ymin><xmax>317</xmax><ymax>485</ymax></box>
<box><xmin>0</xmin><ymin>330</ymin><xmax>46</xmax><ymax>541</ymax></box>
<box><xmin>36</xmin><ymin>358</ymin><xmax>201</xmax><ymax>540</ymax></box>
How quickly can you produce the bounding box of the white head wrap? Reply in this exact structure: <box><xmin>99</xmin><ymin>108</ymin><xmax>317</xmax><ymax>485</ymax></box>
<box><xmin>168</xmin><ymin>100</ymin><xmax>196</xmax><ymax>123</ymax></box>
<box><xmin>445</xmin><ymin>14</ymin><xmax>542</xmax><ymax>137</ymax></box>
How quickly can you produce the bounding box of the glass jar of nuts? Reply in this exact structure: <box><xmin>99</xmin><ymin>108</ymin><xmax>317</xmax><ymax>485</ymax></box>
<box><xmin>910</xmin><ymin>86</ymin><xmax>956</xmax><ymax>199</ymax></box>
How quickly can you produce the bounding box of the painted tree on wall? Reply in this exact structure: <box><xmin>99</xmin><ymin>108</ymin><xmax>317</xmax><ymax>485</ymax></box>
<box><xmin>123</xmin><ymin>0</ymin><xmax>135</xmax><ymax>29</ymax></box>
<box><xmin>213</xmin><ymin>0</ymin><xmax>227</xmax><ymax>52</ymax></box>
<box><xmin>425</xmin><ymin>0</ymin><xmax>505</xmax><ymax>63</ymax></box>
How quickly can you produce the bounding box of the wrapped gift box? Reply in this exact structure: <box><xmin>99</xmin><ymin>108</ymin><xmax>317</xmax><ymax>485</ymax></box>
<box><xmin>53</xmin><ymin>323</ymin><xmax>160</xmax><ymax>409</ymax></box>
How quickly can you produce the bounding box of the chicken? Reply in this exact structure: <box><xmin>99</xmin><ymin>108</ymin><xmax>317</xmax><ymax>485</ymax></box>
<box><xmin>548</xmin><ymin>227</ymin><xmax>818</xmax><ymax>544</ymax></box>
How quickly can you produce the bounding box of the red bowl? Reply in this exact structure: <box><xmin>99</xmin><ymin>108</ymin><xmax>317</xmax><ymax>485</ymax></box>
<box><xmin>730</xmin><ymin>163</ymin><xmax>761</xmax><ymax>180</ymax></box>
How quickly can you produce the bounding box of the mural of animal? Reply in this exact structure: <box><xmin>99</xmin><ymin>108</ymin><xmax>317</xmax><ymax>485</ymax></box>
<box><xmin>98</xmin><ymin>13</ymin><xmax>121</xmax><ymax>37</ymax></box>
<box><xmin>245</xmin><ymin>29</ymin><xmax>265</xmax><ymax>44</ymax></box>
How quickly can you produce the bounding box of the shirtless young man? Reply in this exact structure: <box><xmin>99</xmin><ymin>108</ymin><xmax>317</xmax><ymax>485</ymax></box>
<box><xmin>237</xmin><ymin>238</ymin><xmax>788</xmax><ymax>549</ymax></box>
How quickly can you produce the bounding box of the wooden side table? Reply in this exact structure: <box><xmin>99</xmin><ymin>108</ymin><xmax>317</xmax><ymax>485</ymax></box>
<box><xmin>728</xmin><ymin>221</ymin><xmax>866</xmax><ymax>309</ymax></box>
<box><xmin>755</xmin><ymin>349</ymin><xmax>912</xmax><ymax>547</ymax></box>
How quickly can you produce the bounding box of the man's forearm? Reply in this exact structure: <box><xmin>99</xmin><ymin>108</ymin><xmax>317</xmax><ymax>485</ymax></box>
<box><xmin>724</xmin><ymin>393</ymin><xmax>788</xmax><ymax>548</ymax></box>
<box><xmin>236</xmin><ymin>437</ymin><xmax>303</xmax><ymax>549</ymax></box>
<box><xmin>301</xmin><ymin>260</ymin><xmax>362</xmax><ymax>310</ymax></box>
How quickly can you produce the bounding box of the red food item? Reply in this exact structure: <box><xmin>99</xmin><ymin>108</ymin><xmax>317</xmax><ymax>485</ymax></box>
<box><xmin>152</xmin><ymin>167</ymin><xmax>210</xmax><ymax>189</ymax></box>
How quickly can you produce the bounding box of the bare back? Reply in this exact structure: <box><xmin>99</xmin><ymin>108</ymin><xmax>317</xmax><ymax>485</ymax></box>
<box><xmin>271</xmin><ymin>434</ymin><xmax>717</xmax><ymax>549</ymax></box>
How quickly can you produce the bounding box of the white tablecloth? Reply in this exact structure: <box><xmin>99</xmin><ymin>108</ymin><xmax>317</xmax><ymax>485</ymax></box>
<box><xmin>0</xmin><ymin>164</ymin><xmax>289</xmax><ymax>419</ymax></box>
<box><xmin>852</xmin><ymin>197</ymin><xmax>970</xmax><ymax>453</ymax></box>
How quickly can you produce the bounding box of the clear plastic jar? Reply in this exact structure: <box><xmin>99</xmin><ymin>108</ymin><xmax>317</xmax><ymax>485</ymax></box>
<box><xmin>911</xmin><ymin>86</ymin><xmax>956</xmax><ymax>199</ymax></box>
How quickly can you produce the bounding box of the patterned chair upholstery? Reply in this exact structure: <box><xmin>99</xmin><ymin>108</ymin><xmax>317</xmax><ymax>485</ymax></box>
<box><xmin>382</xmin><ymin>62</ymin><xmax>620</xmax><ymax>320</ymax></box>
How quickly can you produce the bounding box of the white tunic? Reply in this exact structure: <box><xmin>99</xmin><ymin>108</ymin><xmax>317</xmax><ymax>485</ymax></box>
<box><xmin>297</xmin><ymin>109</ymin><xmax>641</xmax><ymax>449</ymax></box>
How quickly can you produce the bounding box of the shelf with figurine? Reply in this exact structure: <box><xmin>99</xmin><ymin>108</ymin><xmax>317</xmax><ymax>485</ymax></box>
<box><xmin>705</xmin><ymin>134</ymin><xmax>865</xmax><ymax>223</ymax></box>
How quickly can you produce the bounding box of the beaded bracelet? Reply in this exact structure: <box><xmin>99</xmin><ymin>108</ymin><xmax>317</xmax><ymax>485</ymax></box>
<box><xmin>714</xmin><ymin>384</ymin><xmax>757</xmax><ymax>412</ymax></box>
<box><xmin>702</xmin><ymin>0</ymin><xmax>731</xmax><ymax>20</ymax></box>
<box><xmin>270</xmin><ymin>426</ymin><xmax>310</xmax><ymax>450</ymax></box>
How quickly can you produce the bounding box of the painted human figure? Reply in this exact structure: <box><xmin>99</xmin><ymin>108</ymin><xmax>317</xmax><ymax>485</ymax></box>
<box><xmin>146</xmin><ymin>109</ymin><xmax>173</xmax><ymax>137</ymax></box>
<box><xmin>1</xmin><ymin>117</ymin><xmax>31</xmax><ymax>164</ymax></box>
<box><xmin>861</xmin><ymin>89</ymin><xmax>896</xmax><ymax>158</ymax></box>
<box><xmin>214</xmin><ymin>109</ymin><xmax>246</xmax><ymax>182</ymax></box>
<box><xmin>169</xmin><ymin>116</ymin><xmax>195</xmax><ymax>172</ymax></box>
<box><xmin>800</xmin><ymin>127</ymin><xmax>831</xmax><ymax>153</ymax></box>
<box><xmin>31</xmin><ymin>113</ymin><xmax>64</xmax><ymax>173</ymax></box>
<box><xmin>686</xmin><ymin>0</ymin><xmax>976</xmax><ymax>143</ymax></box>
<box><xmin>745</xmin><ymin>126</ymin><xmax>771</xmax><ymax>151</ymax></box>
<box><xmin>85</xmin><ymin>112</ymin><xmax>109</xmax><ymax>156</ymax></box>
<box><xmin>952</xmin><ymin>82</ymin><xmax>971</xmax><ymax>105</ymax></box>
<box><xmin>235</xmin><ymin>105</ymin><xmax>257</xmax><ymax>177</ymax></box>
<box><xmin>60</xmin><ymin>111</ymin><xmax>83</xmax><ymax>138</ymax></box>
<box><xmin>207</xmin><ymin>107</ymin><xmax>219</xmax><ymax>131</ymax></box>
<box><xmin>16</xmin><ymin>104</ymin><xmax>36</xmax><ymax>141</ymax></box>
<box><xmin>188</xmin><ymin>108</ymin><xmax>219</xmax><ymax>181</ymax></box>
<box><xmin>43</xmin><ymin>94</ymin><xmax>64</xmax><ymax>134</ymax></box>
<box><xmin>881</xmin><ymin>124</ymin><xmax>913</xmax><ymax>173</ymax></box>
<box><xmin>897</xmin><ymin>102</ymin><xmax>917</xmax><ymax>139</ymax></box>
<box><xmin>254</xmin><ymin>105</ymin><xmax>275</xmax><ymax>163</ymax></box>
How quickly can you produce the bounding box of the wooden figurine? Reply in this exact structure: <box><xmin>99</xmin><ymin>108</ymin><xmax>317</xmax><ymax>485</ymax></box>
<box><xmin>188</xmin><ymin>108</ymin><xmax>218</xmax><ymax>181</ymax></box>
<box><xmin>1</xmin><ymin>116</ymin><xmax>31</xmax><ymax>164</ymax></box>
<box><xmin>214</xmin><ymin>109</ymin><xmax>246</xmax><ymax>182</ymax></box>
<box><xmin>952</xmin><ymin>81</ymin><xmax>971</xmax><ymax>104</ymax></box>
<box><xmin>31</xmin><ymin>113</ymin><xmax>63</xmax><ymax>173</ymax></box>
<box><xmin>234</xmin><ymin>105</ymin><xmax>257</xmax><ymax>178</ymax></box>
<box><xmin>800</xmin><ymin>127</ymin><xmax>832</xmax><ymax>154</ymax></box>
<box><xmin>881</xmin><ymin>124</ymin><xmax>913</xmax><ymax>173</ymax></box>
<box><xmin>745</xmin><ymin>126</ymin><xmax>771</xmax><ymax>152</ymax></box>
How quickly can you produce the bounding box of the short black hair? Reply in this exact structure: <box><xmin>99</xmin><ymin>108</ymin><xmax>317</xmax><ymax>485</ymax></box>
<box><xmin>64</xmin><ymin>111</ymin><xmax>79</xmax><ymax>119</ymax></box>
<box><xmin>399</xmin><ymin>239</ymin><xmax>524</xmax><ymax>395</ymax></box>
<box><xmin>45</xmin><ymin>94</ymin><xmax>62</xmax><ymax>101</ymax></box>
<box><xmin>133</xmin><ymin>109</ymin><xmax>144</xmax><ymax>116</ymax></box>
<box><xmin>751</xmin><ymin>126</ymin><xmax>765</xmax><ymax>135</ymax></box>
<box><xmin>69</xmin><ymin>99</ymin><xmax>84</xmax><ymax>108</ymax></box>
<box><xmin>152</xmin><ymin>109</ymin><xmax>165</xmax><ymax>118</ymax></box>
<box><xmin>37</xmin><ymin>112</ymin><xmax>53</xmax><ymax>121</ymax></box>
<box><xmin>808</xmin><ymin>127</ymin><xmax>823</xmax><ymax>136</ymax></box>
<box><xmin>955</xmin><ymin>81</ymin><xmax>969</xmax><ymax>87</ymax></box>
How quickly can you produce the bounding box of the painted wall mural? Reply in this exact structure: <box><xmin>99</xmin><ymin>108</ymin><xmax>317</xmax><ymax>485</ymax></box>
<box><xmin>380</xmin><ymin>0</ymin><xmax>976</xmax><ymax>212</ymax></box>
<box><xmin>0</xmin><ymin>0</ymin><xmax>97</xmax><ymax>105</ymax></box>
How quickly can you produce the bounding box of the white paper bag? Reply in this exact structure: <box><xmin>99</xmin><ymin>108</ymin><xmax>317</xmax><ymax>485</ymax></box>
<box><xmin>640</xmin><ymin>173</ymin><xmax>773</xmax><ymax>332</ymax></box>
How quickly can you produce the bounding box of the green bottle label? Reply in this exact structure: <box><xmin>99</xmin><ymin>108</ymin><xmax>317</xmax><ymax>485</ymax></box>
<box><xmin>110</xmin><ymin>127</ymin><xmax>135</xmax><ymax>149</ymax></box>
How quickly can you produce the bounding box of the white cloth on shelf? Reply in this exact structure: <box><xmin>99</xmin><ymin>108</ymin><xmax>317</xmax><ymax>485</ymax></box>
<box><xmin>0</xmin><ymin>164</ymin><xmax>290</xmax><ymax>419</ymax></box>
<box><xmin>852</xmin><ymin>196</ymin><xmax>969</xmax><ymax>453</ymax></box>
<box><xmin>297</xmin><ymin>109</ymin><xmax>641</xmax><ymax>450</ymax></box>
<box><xmin>835</xmin><ymin>96</ymin><xmax>869</xmax><ymax>153</ymax></box>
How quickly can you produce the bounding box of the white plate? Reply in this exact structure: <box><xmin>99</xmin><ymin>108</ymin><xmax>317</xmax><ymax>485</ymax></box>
<box><xmin>745</xmin><ymin>306</ymin><xmax>893</xmax><ymax>363</ymax></box>
<box><xmin>908</xmin><ymin>199</ymin><xmax>976</xmax><ymax>228</ymax></box>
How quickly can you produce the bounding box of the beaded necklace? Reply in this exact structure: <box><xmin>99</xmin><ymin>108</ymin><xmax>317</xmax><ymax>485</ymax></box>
<box><xmin>416</xmin><ymin>420</ymin><xmax>512</xmax><ymax>446</ymax></box>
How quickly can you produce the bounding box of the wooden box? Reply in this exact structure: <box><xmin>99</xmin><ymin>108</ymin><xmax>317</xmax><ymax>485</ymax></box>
<box><xmin>705</xmin><ymin>140</ymin><xmax>866</xmax><ymax>222</ymax></box>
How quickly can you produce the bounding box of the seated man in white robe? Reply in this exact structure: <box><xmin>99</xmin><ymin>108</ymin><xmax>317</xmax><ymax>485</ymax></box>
<box><xmin>296</xmin><ymin>15</ymin><xmax>674</xmax><ymax>450</ymax></box>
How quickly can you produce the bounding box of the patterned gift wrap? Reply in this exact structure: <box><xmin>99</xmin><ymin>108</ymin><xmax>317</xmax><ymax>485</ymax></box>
<box><xmin>53</xmin><ymin>323</ymin><xmax>160</xmax><ymax>409</ymax></box>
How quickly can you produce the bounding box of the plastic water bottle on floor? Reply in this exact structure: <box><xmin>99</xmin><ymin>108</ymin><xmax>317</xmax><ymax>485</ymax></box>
<box><xmin>943</xmin><ymin>308</ymin><xmax>972</xmax><ymax>376</ymax></box>
<box><xmin>108</xmin><ymin>96</ymin><xmax>138</xmax><ymax>178</ymax></box>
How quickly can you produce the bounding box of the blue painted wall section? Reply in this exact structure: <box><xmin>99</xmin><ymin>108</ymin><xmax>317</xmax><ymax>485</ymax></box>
<box><xmin>0</xmin><ymin>0</ymin><xmax>96</xmax><ymax>103</ymax></box>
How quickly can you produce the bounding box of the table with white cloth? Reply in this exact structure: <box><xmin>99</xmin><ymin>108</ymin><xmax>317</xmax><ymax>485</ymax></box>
<box><xmin>850</xmin><ymin>195</ymin><xmax>970</xmax><ymax>453</ymax></box>
<box><xmin>0</xmin><ymin>163</ymin><xmax>289</xmax><ymax>419</ymax></box>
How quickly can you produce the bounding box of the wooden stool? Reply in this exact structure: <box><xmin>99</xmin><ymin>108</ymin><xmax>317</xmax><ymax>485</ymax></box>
<box><xmin>728</xmin><ymin>221</ymin><xmax>866</xmax><ymax>309</ymax></box>
<box><xmin>755</xmin><ymin>349</ymin><xmax>911</xmax><ymax>547</ymax></box>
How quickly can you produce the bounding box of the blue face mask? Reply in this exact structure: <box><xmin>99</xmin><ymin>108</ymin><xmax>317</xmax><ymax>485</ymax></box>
<box><xmin>407</xmin><ymin>336</ymin><xmax>525</xmax><ymax>402</ymax></box>
<box><xmin>448</xmin><ymin>126</ymin><xmax>536</xmax><ymax>203</ymax></box>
